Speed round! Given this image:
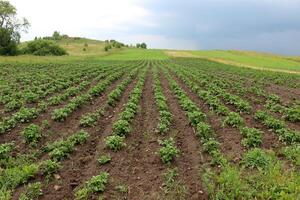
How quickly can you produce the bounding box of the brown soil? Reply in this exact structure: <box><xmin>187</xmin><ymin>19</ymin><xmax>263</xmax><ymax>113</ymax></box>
<box><xmin>160</xmin><ymin>71</ymin><xmax>208</xmax><ymax>200</ymax></box>
<box><xmin>4</xmin><ymin>61</ymin><xmax>300</xmax><ymax>200</ymax></box>
<box><xmin>101</xmin><ymin>67</ymin><xmax>165</xmax><ymax>199</ymax></box>
<box><xmin>12</xmin><ymin>72</ymin><xmax>132</xmax><ymax>199</ymax></box>
<box><xmin>168</xmin><ymin>70</ymin><xmax>245</xmax><ymax>162</ymax></box>
<box><xmin>1</xmin><ymin>69</ymin><xmax>124</xmax><ymax>152</ymax></box>
<box><xmin>36</xmin><ymin>75</ymin><xmax>139</xmax><ymax>200</ymax></box>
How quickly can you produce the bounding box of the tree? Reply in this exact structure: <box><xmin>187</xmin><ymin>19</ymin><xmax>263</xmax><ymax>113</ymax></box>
<box><xmin>0</xmin><ymin>0</ymin><xmax>29</xmax><ymax>55</ymax></box>
<box><xmin>52</xmin><ymin>31</ymin><xmax>61</xmax><ymax>40</ymax></box>
<box><xmin>136</xmin><ymin>43</ymin><xmax>141</xmax><ymax>48</ymax></box>
<box><xmin>140</xmin><ymin>42</ymin><xmax>147</xmax><ymax>49</ymax></box>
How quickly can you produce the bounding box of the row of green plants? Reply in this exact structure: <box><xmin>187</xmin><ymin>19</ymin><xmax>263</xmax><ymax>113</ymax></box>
<box><xmin>43</xmin><ymin>130</ymin><xmax>89</xmax><ymax>161</ymax></box>
<box><xmin>0</xmin><ymin>129</ymin><xmax>90</xmax><ymax>198</ymax></box>
<box><xmin>162</xmin><ymin>67</ymin><xmax>226</xmax><ymax>166</ymax></box>
<box><xmin>0</xmin><ymin>61</ymin><xmax>137</xmax><ymax>119</ymax></box>
<box><xmin>0</xmin><ymin>63</ymin><xmax>124</xmax><ymax>134</ymax></box>
<box><xmin>175</xmin><ymin>59</ymin><xmax>300</xmax><ymax>124</ymax></box>
<box><xmin>265</xmin><ymin>94</ymin><xmax>300</xmax><ymax>122</ymax></box>
<box><xmin>105</xmin><ymin>68</ymin><xmax>147</xmax><ymax>151</ymax></box>
<box><xmin>255</xmin><ymin>110</ymin><xmax>300</xmax><ymax>144</ymax></box>
<box><xmin>74</xmin><ymin>172</ymin><xmax>109</xmax><ymax>200</ymax></box>
<box><xmin>166</xmin><ymin>61</ymin><xmax>300</xmax><ymax>199</ymax></box>
<box><xmin>164</xmin><ymin>62</ymin><xmax>300</xmax><ymax>199</ymax></box>
<box><xmin>52</xmin><ymin>70</ymin><xmax>125</xmax><ymax>122</ymax></box>
<box><xmin>153</xmin><ymin>67</ymin><xmax>173</xmax><ymax>134</ymax></box>
<box><xmin>173</xmin><ymin>62</ymin><xmax>300</xmax><ymax>154</ymax></box>
<box><xmin>172</xmin><ymin>64</ymin><xmax>252</xmax><ymax>114</ymax></box>
<box><xmin>1</xmin><ymin>63</ymin><xmax>103</xmax><ymax>112</ymax></box>
<box><xmin>170</xmin><ymin>66</ymin><xmax>263</xmax><ymax>149</ymax></box>
<box><xmin>173</xmin><ymin>57</ymin><xmax>300</xmax><ymax>90</ymax></box>
<box><xmin>0</xmin><ymin>107</ymin><xmax>38</xmax><ymax>134</ymax></box>
<box><xmin>80</xmin><ymin>68</ymin><xmax>139</xmax><ymax>127</ymax></box>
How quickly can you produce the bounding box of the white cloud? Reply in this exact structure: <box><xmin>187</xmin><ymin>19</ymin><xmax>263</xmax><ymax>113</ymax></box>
<box><xmin>10</xmin><ymin>0</ymin><xmax>155</xmax><ymax>41</ymax></box>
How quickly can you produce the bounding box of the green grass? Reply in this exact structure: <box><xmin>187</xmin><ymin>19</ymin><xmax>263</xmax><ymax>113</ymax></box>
<box><xmin>189</xmin><ymin>50</ymin><xmax>300</xmax><ymax>72</ymax></box>
<box><xmin>0</xmin><ymin>39</ymin><xmax>168</xmax><ymax>64</ymax></box>
<box><xmin>99</xmin><ymin>48</ymin><xmax>169</xmax><ymax>60</ymax></box>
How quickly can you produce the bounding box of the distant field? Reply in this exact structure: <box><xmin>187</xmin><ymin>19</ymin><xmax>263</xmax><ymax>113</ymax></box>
<box><xmin>99</xmin><ymin>48</ymin><xmax>169</xmax><ymax>60</ymax></box>
<box><xmin>166</xmin><ymin>50</ymin><xmax>300</xmax><ymax>73</ymax></box>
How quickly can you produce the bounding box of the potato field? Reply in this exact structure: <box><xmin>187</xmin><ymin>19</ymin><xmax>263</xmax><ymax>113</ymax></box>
<box><xmin>0</xmin><ymin>58</ymin><xmax>299</xmax><ymax>199</ymax></box>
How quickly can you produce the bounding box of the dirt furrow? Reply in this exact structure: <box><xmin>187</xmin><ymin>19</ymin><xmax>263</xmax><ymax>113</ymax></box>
<box><xmin>38</xmin><ymin>74</ymin><xmax>140</xmax><ymax>200</ymax></box>
<box><xmin>160</xmin><ymin>70</ymin><xmax>208</xmax><ymax>200</ymax></box>
<box><xmin>167</xmin><ymin>69</ymin><xmax>245</xmax><ymax>162</ymax></box>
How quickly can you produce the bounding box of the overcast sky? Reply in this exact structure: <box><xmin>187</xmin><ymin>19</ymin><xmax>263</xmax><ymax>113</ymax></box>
<box><xmin>10</xmin><ymin>0</ymin><xmax>300</xmax><ymax>55</ymax></box>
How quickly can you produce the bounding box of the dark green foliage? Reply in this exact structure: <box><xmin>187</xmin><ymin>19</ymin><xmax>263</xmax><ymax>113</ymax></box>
<box><xmin>241</xmin><ymin>148</ymin><xmax>273</xmax><ymax>169</ymax></box>
<box><xmin>22</xmin><ymin>124</ymin><xmax>41</xmax><ymax>146</ymax></box>
<box><xmin>112</xmin><ymin>120</ymin><xmax>131</xmax><ymax>136</ymax></box>
<box><xmin>23</xmin><ymin>39</ymin><xmax>67</xmax><ymax>56</ymax></box>
<box><xmin>240</xmin><ymin>127</ymin><xmax>262</xmax><ymax>148</ymax></box>
<box><xmin>222</xmin><ymin>112</ymin><xmax>244</xmax><ymax>127</ymax></box>
<box><xmin>105</xmin><ymin>135</ymin><xmax>125</xmax><ymax>151</ymax></box>
<box><xmin>19</xmin><ymin>182</ymin><xmax>43</xmax><ymax>200</ymax></box>
<box><xmin>158</xmin><ymin>138</ymin><xmax>180</xmax><ymax>164</ymax></box>
<box><xmin>75</xmin><ymin>172</ymin><xmax>109</xmax><ymax>200</ymax></box>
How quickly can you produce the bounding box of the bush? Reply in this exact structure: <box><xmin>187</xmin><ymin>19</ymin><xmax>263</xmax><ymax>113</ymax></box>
<box><xmin>23</xmin><ymin>39</ymin><xmax>67</xmax><ymax>56</ymax></box>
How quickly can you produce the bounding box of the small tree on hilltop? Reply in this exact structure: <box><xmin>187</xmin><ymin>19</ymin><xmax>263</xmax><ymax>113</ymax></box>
<box><xmin>0</xmin><ymin>0</ymin><xmax>30</xmax><ymax>55</ymax></box>
<box><xmin>140</xmin><ymin>42</ymin><xmax>147</xmax><ymax>49</ymax></box>
<box><xmin>52</xmin><ymin>31</ymin><xmax>61</xmax><ymax>40</ymax></box>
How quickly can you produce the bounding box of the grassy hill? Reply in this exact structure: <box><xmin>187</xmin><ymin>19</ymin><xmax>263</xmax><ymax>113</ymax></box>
<box><xmin>0</xmin><ymin>36</ymin><xmax>299</xmax><ymax>74</ymax></box>
<box><xmin>165</xmin><ymin>50</ymin><xmax>300</xmax><ymax>73</ymax></box>
<box><xmin>55</xmin><ymin>37</ymin><xmax>107</xmax><ymax>56</ymax></box>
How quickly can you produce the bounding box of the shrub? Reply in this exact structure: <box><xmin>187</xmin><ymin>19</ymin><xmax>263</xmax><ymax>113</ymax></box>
<box><xmin>23</xmin><ymin>39</ymin><xmax>67</xmax><ymax>56</ymax></box>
